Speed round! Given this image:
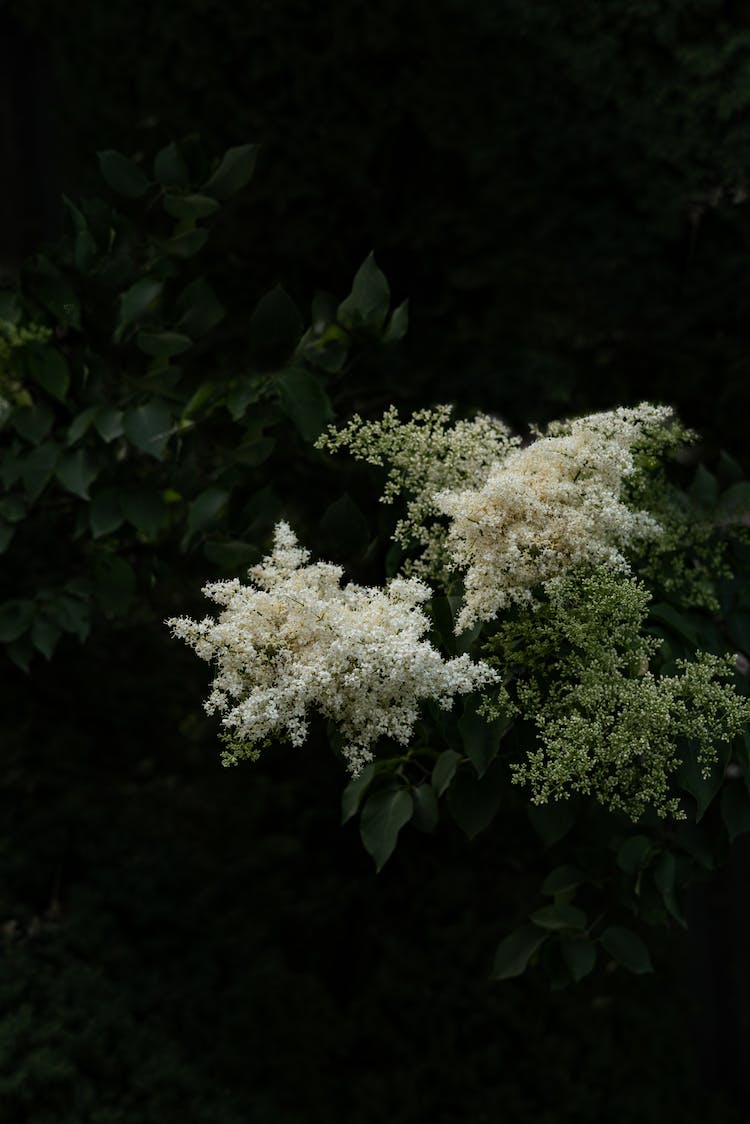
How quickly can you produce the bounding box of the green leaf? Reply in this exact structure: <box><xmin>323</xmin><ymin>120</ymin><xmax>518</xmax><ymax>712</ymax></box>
<box><xmin>600</xmin><ymin>926</ymin><xmax>653</xmax><ymax>974</ymax></box>
<box><xmin>338</xmin><ymin>252</ymin><xmax>390</xmax><ymax>332</ymax></box>
<box><xmin>541</xmin><ymin>865</ymin><xmax>586</xmax><ymax>896</ymax></box>
<box><xmin>562</xmin><ymin>938</ymin><xmax>596</xmax><ymax>981</ymax></box>
<box><xmin>458</xmin><ymin>695</ymin><xmax>507</xmax><ymax>777</ymax></box>
<box><xmin>653</xmin><ymin>850</ymin><xmax>685</xmax><ymax>926</ymax></box>
<box><xmin>56</xmin><ymin>450</ymin><xmax>97</xmax><ymax>499</ymax></box>
<box><xmin>226</xmin><ymin>378</ymin><xmax>261</xmax><ymax>420</ymax></box>
<box><xmin>527</xmin><ymin>800</ymin><xmax>577</xmax><ymax>846</ymax></box>
<box><xmin>529</xmin><ymin>903</ymin><xmax>586</xmax><ymax>931</ymax></box>
<box><xmin>22</xmin><ymin>442</ymin><xmax>59</xmax><ymax>501</ymax></box>
<box><xmin>165</xmin><ymin>228</ymin><xmax>209</xmax><ymax>258</ymax></box>
<box><xmin>491</xmin><ymin>925</ymin><xmax>547</xmax><ymax>981</ymax></box>
<box><xmin>202</xmin><ymin>144</ymin><xmax>258</xmax><ymax>200</ymax></box>
<box><xmin>0</xmin><ymin>289</ymin><xmax>21</xmax><ymax>323</ymax></box>
<box><xmin>447</xmin><ymin>757</ymin><xmax>504</xmax><ymax>839</ymax></box>
<box><xmin>319</xmin><ymin>493</ymin><xmax>370</xmax><ymax>558</ymax></box>
<box><xmin>136</xmin><ymin>330</ymin><xmax>193</xmax><ymax>358</ymax></box>
<box><xmin>617</xmin><ymin>834</ymin><xmax>653</xmax><ymax>874</ymax></box>
<box><xmin>275</xmin><ymin>367</ymin><xmax>332</xmax><ymax>442</ymax></box>
<box><xmin>248</xmin><ymin>285</ymin><xmax>303</xmax><ymax>368</ymax></box>
<box><xmin>0</xmin><ymin>599</ymin><xmax>34</xmax><ymax>642</ymax></box>
<box><xmin>154</xmin><ymin>141</ymin><xmax>190</xmax><ymax>187</ymax></box>
<box><xmin>120</xmin><ymin>488</ymin><xmax>164</xmax><ymax>538</ymax></box>
<box><xmin>13</xmin><ymin>403</ymin><xmax>54</xmax><ymax>444</ymax></box>
<box><xmin>175</xmin><ymin>277</ymin><xmax>226</xmax><ymax>337</ymax></box>
<box><xmin>0</xmin><ymin>494</ymin><xmax>25</xmax><ymax>523</ymax></box>
<box><xmin>94</xmin><ymin>407</ymin><xmax>124</xmax><ymax>443</ymax></box>
<box><xmin>163</xmin><ymin>193</ymin><xmax>220</xmax><ymax>220</ymax></box>
<box><xmin>116</xmin><ymin>278</ymin><xmax>163</xmax><ymax>339</ymax></box>
<box><xmin>721</xmin><ymin>781</ymin><xmax>750</xmax><ymax>842</ymax></box>
<box><xmin>25</xmin><ymin>345</ymin><xmax>70</xmax><ymax>401</ymax></box>
<box><xmin>203</xmin><ymin>540</ymin><xmax>261</xmax><ymax>570</ymax></box>
<box><xmin>383</xmin><ymin>299</ymin><xmax>409</xmax><ymax>343</ymax></box>
<box><xmin>28</xmin><ymin>264</ymin><xmax>81</xmax><ymax>330</ymax></box>
<box><xmin>6</xmin><ymin>635</ymin><xmax>34</xmax><ymax>672</ymax></box>
<box><xmin>97</xmin><ymin>149</ymin><xmax>150</xmax><ymax>198</ymax></box>
<box><xmin>67</xmin><ymin>406</ymin><xmax>97</xmax><ymax>445</ymax></box>
<box><xmin>52</xmin><ymin>594</ymin><xmax>90</xmax><ymax>641</ymax></box>
<box><xmin>0</xmin><ymin>523</ymin><xmax>14</xmax><ymax>553</ymax></box>
<box><xmin>411</xmin><ymin>784</ymin><xmax>439</xmax><ymax>833</ymax></box>
<box><xmin>94</xmin><ymin>553</ymin><xmax>135</xmax><ymax>613</ymax></box>
<box><xmin>432</xmin><ymin>748</ymin><xmax>461</xmax><ymax>797</ymax></box>
<box><xmin>360</xmin><ymin>786</ymin><xmax>413</xmax><ymax>871</ymax></box>
<box><xmin>689</xmin><ymin>464</ymin><xmax>719</xmax><ymax>511</ymax></box>
<box><xmin>341</xmin><ymin>764</ymin><xmax>376</xmax><ymax>824</ymax></box>
<box><xmin>74</xmin><ymin>229</ymin><xmax>97</xmax><ymax>271</ymax></box>
<box><xmin>718</xmin><ymin>481</ymin><xmax>750</xmax><ymax>521</ymax></box>
<box><xmin>90</xmin><ymin>489</ymin><xmax>124</xmax><ymax>537</ymax></box>
<box><xmin>676</xmin><ymin>741</ymin><xmax>726</xmax><ymax>820</ymax></box>
<box><xmin>649</xmin><ymin>602</ymin><xmax>701</xmax><ymax>647</ymax></box>
<box><xmin>31</xmin><ymin>614</ymin><xmax>61</xmax><ymax>660</ymax></box>
<box><xmin>186</xmin><ymin>487</ymin><xmax>229</xmax><ymax>537</ymax></box>
<box><xmin>123</xmin><ymin>401</ymin><xmax>172</xmax><ymax>459</ymax></box>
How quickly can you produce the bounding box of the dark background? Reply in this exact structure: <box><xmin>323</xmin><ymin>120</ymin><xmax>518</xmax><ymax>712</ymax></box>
<box><xmin>2</xmin><ymin>2</ymin><xmax>750</xmax><ymax>1120</ymax></box>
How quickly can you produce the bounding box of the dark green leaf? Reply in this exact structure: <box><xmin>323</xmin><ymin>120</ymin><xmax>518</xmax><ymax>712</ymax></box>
<box><xmin>0</xmin><ymin>494</ymin><xmax>25</xmax><ymax>523</ymax></box>
<box><xmin>676</xmin><ymin>741</ymin><xmax>726</xmax><ymax>820</ymax></box>
<box><xmin>31</xmin><ymin>614</ymin><xmax>61</xmax><ymax>660</ymax></box>
<box><xmin>689</xmin><ymin>464</ymin><xmax>719</xmax><ymax>511</ymax></box>
<box><xmin>491</xmin><ymin>925</ymin><xmax>547</xmax><ymax>981</ymax></box>
<box><xmin>432</xmin><ymin>749</ymin><xmax>461</xmax><ymax>797</ymax></box>
<box><xmin>319</xmin><ymin>493</ymin><xmax>370</xmax><ymax>558</ymax></box>
<box><xmin>136</xmin><ymin>330</ymin><xmax>193</xmax><ymax>358</ymax></box>
<box><xmin>0</xmin><ymin>599</ymin><xmax>34</xmax><ymax>642</ymax></box>
<box><xmin>562</xmin><ymin>938</ymin><xmax>596</xmax><ymax>981</ymax></box>
<box><xmin>56</xmin><ymin>450</ymin><xmax>97</xmax><ymax>499</ymax></box>
<box><xmin>29</xmin><ymin>267</ymin><xmax>81</xmax><ymax>330</ymax></box>
<box><xmin>120</xmin><ymin>489</ymin><xmax>164</xmax><ymax>538</ymax></box>
<box><xmin>123</xmin><ymin>401</ymin><xmax>172</xmax><ymax>459</ymax></box>
<box><xmin>541</xmin><ymin>865</ymin><xmax>586</xmax><ymax>896</ymax></box>
<box><xmin>186</xmin><ymin>487</ymin><xmax>229</xmax><ymax>537</ymax></box>
<box><xmin>154</xmin><ymin>141</ymin><xmax>190</xmax><ymax>187</ymax></box>
<box><xmin>275</xmin><ymin>367</ymin><xmax>332</xmax><ymax>442</ymax></box>
<box><xmin>360</xmin><ymin>786</ymin><xmax>413</xmax><ymax>871</ymax></box>
<box><xmin>0</xmin><ymin>290</ymin><xmax>21</xmax><ymax>323</ymax></box>
<box><xmin>163</xmin><ymin>193</ymin><xmax>220</xmax><ymax>220</ymax></box>
<box><xmin>116</xmin><ymin>278</ymin><xmax>163</xmax><ymax>338</ymax></box>
<box><xmin>0</xmin><ymin>523</ymin><xmax>14</xmax><ymax>553</ymax></box>
<box><xmin>530</xmin><ymin>903</ymin><xmax>586</xmax><ymax>931</ymax></box>
<box><xmin>719</xmin><ymin>481</ymin><xmax>750</xmax><ymax>521</ymax></box>
<box><xmin>383</xmin><ymin>299</ymin><xmax>409</xmax><ymax>343</ymax></box>
<box><xmin>447</xmin><ymin>757</ymin><xmax>504</xmax><ymax>839</ymax></box>
<box><xmin>653</xmin><ymin>850</ymin><xmax>685</xmax><ymax>926</ymax></box>
<box><xmin>248</xmin><ymin>285</ymin><xmax>303</xmax><ymax>367</ymax></box>
<box><xmin>74</xmin><ymin>229</ymin><xmax>97</xmax><ymax>271</ymax></box>
<box><xmin>617</xmin><ymin>834</ymin><xmax>653</xmax><ymax>874</ymax></box>
<box><xmin>94</xmin><ymin>553</ymin><xmax>135</xmax><ymax>613</ymax></box>
<box><xmin>97</xmin><ymin>149</ymin><xmax>150</xmax><ymax>198</ymax></box>
<box><xmin>600</xmin><ymin>926</ymin><xmax>653</xmax><ymax>974</ymax></box>
<box><xmin>67</xmin><ymin>407</ymin><xmax>97</xmax><ymax>445</ymax></box>
<box><xmin>341</xmin><ymin>764</ymin><xmax>376</xmax><ymax>824</ymax></box>
<box><xmin>527</xmin><ymin>800</ymin><xmax>577</xmax><ymax>846</ymax></box>
<box><xmin>52</xmin><ymin>594</ymin><xmax>90</xmax><ymax>641</ymax></box>
<box><xmin>458</xmin><ymin>695</ymin><xmax>507</xmax><ymax>777</ymax></box>
<box><xmin>203</xmin><ymin>144</ymin><xmax>258</xmax><ymax>200</ymax></box>
<box><xmin>411</xmin><ymin>784</ymin><xmax>439</xmax><ymax>833</ymax></box>
<box><xmin>203</xmin><ymin>540</ymin><xmax>261</xmax><ymax>570</ymax></box>
<box><xmin>721</xmin><ymin>781</ymin><xmax>750</xmax><ymax>842</ymax></box>
<box><xmin>338</xmin><ymin>252</ymin><xmax>390</xmax><ymax>331</ymax></box>
<box><xmin>25</xmin><ymin>345</ymin><xmax>70</xmax><ymax>401</ymax></box>
<box><xmin>90</xmin><ymin>489</ymin><xmax>124</xmax><ymax>537</ymax></box>
<box><xmin>175</xmin><ymin>277</ymin><xmax>225</xmax><ymax>337</ymax></box>
<box><xmin>22</xmin><ymin>441</ymin><xmax>60</xmax><ymax>501</ymax></box>
<box><xmin>94</xmin><ymin>407</ymin><xmax>124</xmax><ymax>443</ymax></box>
<box><xmin>13</xmin><ymin>403</ymin><xmax>53</xmax><ymax>444</ymax></box>
<box><xmin>165</xmin><ymin>229</ymin><xmax>209</xmax><ymax>258</ymax></box>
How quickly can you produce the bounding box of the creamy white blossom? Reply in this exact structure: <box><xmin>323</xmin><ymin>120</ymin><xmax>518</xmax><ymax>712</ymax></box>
<box><xmin>317</xmin><ymin>405</ymin><xmax>517</xmax><ymax>579</ymax></box>
<box><xmin>167</xmin><ymin>521</ymin><xmax>498</xmax><ymax>774</ymax></box>
<box><xmin>436</xmin><ymin>404</ymin><xmax>675</xmax><ymax>631</ymax></box>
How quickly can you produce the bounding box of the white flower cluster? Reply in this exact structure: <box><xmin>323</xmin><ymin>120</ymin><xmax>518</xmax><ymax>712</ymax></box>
<box><xmin>167</xmin><ymin>521</ymin><xmax>497</xmax><ymax>774</ymax></box>
<box><xmin>436</xmin><ymin>404</ymin><xmax>674</xmax><ymax>631</ymax></box>
<box><xmin>317</xmin><ymin>405</ymin><xmax>517</xmax><ymax>578</ymax></box>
